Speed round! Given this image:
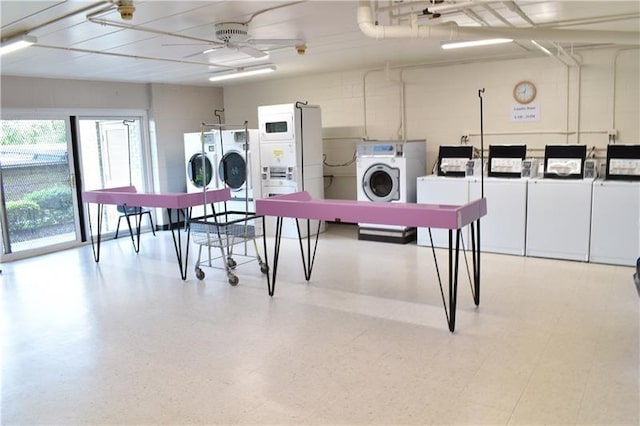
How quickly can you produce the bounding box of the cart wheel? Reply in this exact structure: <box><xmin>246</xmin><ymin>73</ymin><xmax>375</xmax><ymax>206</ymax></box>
<box><xmin>195</xmin><ymin>267</ymin><xmax>205</xmax><ymax>280</ymax></box>
<box><xmin>227</xmin><ymin>257</ymin><xmax>237</xmax><ymax>269</ymax></box>
<box><xmin>228</xmin><ymin>274</ymin><xmax>239</xmax><ymax>286</ymax></box>
<box><xmin>260</xmin><ymin>263</ymin><xmax>269</xmax><ymax>274</ymax></box>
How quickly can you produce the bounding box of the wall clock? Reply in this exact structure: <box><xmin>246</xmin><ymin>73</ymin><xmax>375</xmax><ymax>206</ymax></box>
<box><xmin>513</xmin><ymin>80</ymin><xmax>537</xmax><ymax>104</ymax></box>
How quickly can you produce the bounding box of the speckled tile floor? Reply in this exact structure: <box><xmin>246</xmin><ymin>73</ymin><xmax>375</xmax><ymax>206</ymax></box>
<box><xmin>1</xmin><ymin>223</ymin><xmax>638</xmax><ymax>425</ymax></box>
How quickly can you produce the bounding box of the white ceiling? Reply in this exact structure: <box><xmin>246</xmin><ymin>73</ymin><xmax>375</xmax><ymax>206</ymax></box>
<box><xmin>1</xmin><ymin>0</ymin><xmax>639</xmax><ymax>87</ymax></box>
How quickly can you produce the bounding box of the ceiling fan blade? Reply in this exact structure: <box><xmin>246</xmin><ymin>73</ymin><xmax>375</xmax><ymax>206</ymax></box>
<box><xmin>181</xmin><ymin>47</ymin><xmax>219</xmax><ymax>59</ymax></box>
<box><xmin>238</xmin><ymin>45</ymin><xmax>268</xmax><ymax>59</ymax></box>
<box><xmin>247</xmin><ymin>38</ymin><xmax>304</xmax><ymax>46</ymax></box>
<box><xmin>162</xmin><ymin>43</ymin><xmax>217</xmax><ymax>47</ymax></box>
<box><xmin>182</xmin><ymin>50</ymin><xmax>207</xmax><ymax>59</ymax></box>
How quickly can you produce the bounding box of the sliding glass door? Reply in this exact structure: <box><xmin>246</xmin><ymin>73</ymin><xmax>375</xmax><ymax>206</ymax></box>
<box><xmin>77</xmin><ymin>117</ymin><xmax>149</xmax><ymax>235</ymax></box>
<box><xmin>0</xmin><ymin>113</ymin><xmax>152</xmax><ymax>261</ymax></box>
<box><xmin>0</xmin><ymin>118</ymin><xmax>81</xmax><ymax>258</ymax></box>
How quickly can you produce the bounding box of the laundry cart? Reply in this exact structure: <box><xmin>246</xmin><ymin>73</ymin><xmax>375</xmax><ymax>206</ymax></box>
<box><xmin>190</xmin><ymin>211</ymin><xmax>268</xmax><ymax>285</ymax></box>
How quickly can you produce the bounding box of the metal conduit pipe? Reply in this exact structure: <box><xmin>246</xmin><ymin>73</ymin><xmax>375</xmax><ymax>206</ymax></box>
<box><xmin>357</xmin><ymin>1</ymin><xmax>640</xmax><ymax>45</ymax></box>
<box><xmin>611</xmin><ymin>47</ymin><xmax>640</xmax><ymax>133</ymax></box>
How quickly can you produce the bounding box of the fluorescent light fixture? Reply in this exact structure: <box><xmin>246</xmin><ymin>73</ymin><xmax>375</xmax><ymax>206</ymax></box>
<box><xmin>208</xmin><ymin>65</ymin><xmax>276</xmax><ymax>82</ymax></box>
<box><xmin>0</xmin><ymin>33</ymin><xmax>37</xmax><ymax>56</ymax></box>
<box><xmin>441</xmin><ymin>38</ymin><xmax>513</xmax><ymax>50</ymax></box>
<box><xmin>531</xmin><ymin>40</ymin><xmax>552</xmax><ymax>56</ymax></box>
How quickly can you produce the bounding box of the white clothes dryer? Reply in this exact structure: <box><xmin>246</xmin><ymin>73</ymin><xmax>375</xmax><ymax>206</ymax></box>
<box><xmin>184</xmin><ymin>131</ymin><xmax>218</xmax><ymax>193</ymax></box>
<box><xmin>356</xmin><ymin>140</ymin><xmax>426</xmax><ymax>243</ymax></box>
<box><xmin>218</xmin><ymin>129</ymin><xmax>259</xmax><ymax>208</ymax></box>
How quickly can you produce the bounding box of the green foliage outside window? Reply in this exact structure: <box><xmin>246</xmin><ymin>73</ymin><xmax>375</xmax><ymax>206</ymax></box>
<box><xmin>6</xmin><ymin>186</ymin><xmax>74</xmax><ymax>230</ymax></box>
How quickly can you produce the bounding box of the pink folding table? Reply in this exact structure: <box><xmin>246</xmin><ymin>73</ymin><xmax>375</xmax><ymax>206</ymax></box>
<box><xmin>82</xmin><ymin>185</ymin><xmax>231</xmax><ymax>280</ymax></box>
<box><xmin>256</xmin><ymin>191</ymin><xmax>488</xmax><ymax>332</ymax></box>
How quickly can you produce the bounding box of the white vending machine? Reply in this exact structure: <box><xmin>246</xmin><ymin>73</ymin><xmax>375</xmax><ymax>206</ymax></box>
<box><xmin>258</xmin><ymin>103</ymin><xmax>325</xmax><ymax>238</ymax></box>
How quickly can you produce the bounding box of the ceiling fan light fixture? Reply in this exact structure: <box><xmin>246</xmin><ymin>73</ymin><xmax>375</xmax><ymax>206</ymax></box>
<box><xmin>208</xmin><ymin>65</ymin><xmax>276</xmax><ymax>82</ymax></box>
<box><xmin>0</xmin><ymin>33</ymin><xmax>37</xmax><ymax>56</ymax></box>
<box><xmin>117</xmin><ymin>0</ymin><xmax>136</xmax><ymax>20</ymax></box>
<box><xmin>441</xmin><ymin>38</ymin><xmax>513</xmax><ymax>49</ymax></box>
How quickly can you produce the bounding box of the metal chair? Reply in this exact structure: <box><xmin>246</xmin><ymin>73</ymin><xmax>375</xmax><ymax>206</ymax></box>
<box><xmin>114</xmin><ymin>205</ymin><xmax>156</xmax><ymax>239</ymax></box>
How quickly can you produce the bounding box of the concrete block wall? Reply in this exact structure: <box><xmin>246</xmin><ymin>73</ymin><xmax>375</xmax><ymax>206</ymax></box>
<box><xmin>223</xmin><ymin>48</ymin><xmax>640</xmax><ymax>200</ymax></box>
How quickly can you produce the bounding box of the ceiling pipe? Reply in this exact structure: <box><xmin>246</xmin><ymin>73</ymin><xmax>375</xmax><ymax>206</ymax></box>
<box><xmin>483</xmin><ymin>3</ymin><xmax>513</xmax><ymax>27</ymax></box>
<box><xmin>357</xmin><ymin>1</ymin><xmax>640</xmax><ymax>45</ymax></box>
<box><xmin>504</xmin><ymin>1</ymin><xmax>536</xmax><ymax>26</ymax></box>
<box><xmin>87</xmin><ymin>6</ymin><xmax>222</xmax><ymax>46</ymax></box>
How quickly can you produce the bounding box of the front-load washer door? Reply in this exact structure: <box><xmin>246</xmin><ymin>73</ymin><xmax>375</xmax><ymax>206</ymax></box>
<box><xmin>219</xmin><ymin>151</ymin><xmax>247</xmax><ymax>191</ymax></box>
<box><xmin>362</xmin><ymin>163</ymin><xmax>400</xmax><ymax>202</ymax></box>
<box><xmin>187</xmin><ymin>153</ymin><xmax>214</xmax><ymax>189</ymax></box>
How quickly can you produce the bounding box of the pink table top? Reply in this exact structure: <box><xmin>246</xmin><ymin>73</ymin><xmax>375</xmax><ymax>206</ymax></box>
<box><xmin>256</xmin><ymin>191</ymin><xmax>487</xmax><ymax>229</ymax></box>
<box><xmin>82</xmin><ymin>186</ymin><xmax>231</xmax><ymax>209</ymax></box>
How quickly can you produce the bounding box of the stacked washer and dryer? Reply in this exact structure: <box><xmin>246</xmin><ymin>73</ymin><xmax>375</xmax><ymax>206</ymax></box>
<box><xmin>356</xmin><ymin>140</ymin><xmax>426</xmax><ymax>243</ymax></box>
<box><xmin>184</xmin><ymin>128</ymin><xmax>260</xmax><ymax>217</ymax></box>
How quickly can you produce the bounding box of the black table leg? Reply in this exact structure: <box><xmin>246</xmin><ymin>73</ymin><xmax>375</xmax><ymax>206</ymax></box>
<box><xmin>429</xmin><ymin>227</ymin><xmax>464</xmax><ymax>332</ymax></box>
<box><xmin>87</xmin><ymin>203</ymin><xmax>104</xmax><ymax>262</ymax></box>
<box><xmin>167</xmin><ymin>207</ymin><xmax>191</xmax><ymax>280</ymax></box>
<box><xmin>295</xmin><ymin>219</ymin><xmax>322</xmax><ymax>282</ymax></box>
<box><xmin>470</xmin><ymin>220</ymin><xmax>481</xmax><ymax>306</ymax></box>
<box><xmin>447</xmin><ymin>229</ymin><xmax>462</xmax><ymax>332</ymax></box>
<box><xmin>123</xmin><ymin>207</ymin><xmax>143</xmax><ymax>253</ymax></box>
<box><xmin>265</xmin><ymin>216</ymin><xmax>284</xmax><ymax>296</ymax></box>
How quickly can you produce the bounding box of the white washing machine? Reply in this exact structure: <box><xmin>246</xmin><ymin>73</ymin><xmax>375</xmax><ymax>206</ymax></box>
<box><xmin>590</xmin><ymin>179</ymin><xmax>640</xmax><ymax>266</ymax></box>
<box><xmin>469</xmin><ymin>177</ymin><xmax>528</xmax><ymax>256</ymax></box>
<box><xmin>416</xmin><ymin>175</ymin><xmax>470</xmax><ymax>248</ymax></box>
<box><xmin>218</xmin><ymin>129</ymin><xmax>260</xmax><ymax>211</ymax></box>
<box><xmin>356</xmin><ymin>140</ymin><xmax>426</xmax><ymax>243</ymax></box>
<box><xmin>184</xmin><ymin>131</ymin><xmax>218</xmax><ymax>193</ymax></box>
<box><xmin>526</xmin><ymin>178</ymin><xmax>594</xmax><ymax>261</ymax></box>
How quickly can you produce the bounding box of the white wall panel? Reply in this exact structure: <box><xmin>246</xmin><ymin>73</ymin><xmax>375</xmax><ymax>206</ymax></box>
<box><xmin>148</xmin><ymin>83</ymin><xmax>224</xmax><ymax>198</ymax></box>
<box><xmin>1</xmin><ymin>76</ymin><xmax>150</xmax><ymax>109</ymax></box>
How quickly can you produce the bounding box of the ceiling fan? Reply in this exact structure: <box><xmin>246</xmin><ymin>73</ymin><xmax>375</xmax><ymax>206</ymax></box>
<box><xmin>176</xmin><ymin>22</ymin><xmax>305</xmax><ymax>59</ymax></box>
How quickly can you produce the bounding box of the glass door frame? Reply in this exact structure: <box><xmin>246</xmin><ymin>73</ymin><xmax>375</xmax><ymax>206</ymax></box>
<box><xmin>75</xmin><ymin>112</ymin><xmax>155</xmax><ymax>238</ymax></box>
<box><xmin>0</xmin><ymin>111</ymin><xmax>82</xmax><ymax>262</ymax></box>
